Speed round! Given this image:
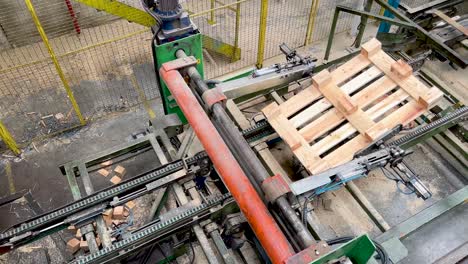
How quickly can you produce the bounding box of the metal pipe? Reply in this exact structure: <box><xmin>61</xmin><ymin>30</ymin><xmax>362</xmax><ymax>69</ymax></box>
<box><xmin>64</xmin><ymin>0</ymin><xmax>81</xmax><ymax>34</ymax></box>
<box><xmin>209</xmin><ymin>0</ymin><xmax>216</xmax><ymax>24</ymax></box>
<box><xmin>193</xmin><ymin>225</ymin><xmax>221</xmax><ymax>264</ymax></box>
<box><xmin>256</xmin><ymin>0</ymin><xmax>269</xmax><ymax>68</ymax></box>
<box><xmin>78</xmin><ymin>164</ymin><xmax>112</xmax><ymax>248</ymax></box>
<box><xmin>324</xmin><ymin>7</ymin><xmax>340</xmax><ymax>60</ymax></box>
<box><xmin>232</xmin><ymin>2</ymin><xmax>241</xmax><ymax>62</ymax></box>
<box><xmin>304</xmin><ymin>0</ymin><xmax>319</xmax><ymax>46</ymax></box>
<box><xmin>212</xmin><ymin>119</ymin><xmax>266</xmax><ymax>198</ymax></box>
<box><xmin>214</xmin><ymin>102</ymin><xmax>316</xmax><ymax>248</ymax></box>
<box><xmin>175</xmin><ymin>50</ymin><xmax>316</xmax><ymax>249</ymax></box>
<box><xmin>355</xmin><ymin>0</ymin><xmax>373</xmax><ymax>48</ymax></box>
<box><xmin>159</xmin><ymin>66</ymin><xmax>294</xmax><ymax>264</ymax></box>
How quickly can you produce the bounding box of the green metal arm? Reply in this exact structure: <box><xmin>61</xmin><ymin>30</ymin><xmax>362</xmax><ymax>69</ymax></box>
<box><xmin>324</xmin><ymin>4</ymin><xmax>415</xmax><ymax>60</ymax></box>
<box><xmin>374</xmin><ymin>0</ymin><xmax>467</xmax><ymax>68</ymax></box>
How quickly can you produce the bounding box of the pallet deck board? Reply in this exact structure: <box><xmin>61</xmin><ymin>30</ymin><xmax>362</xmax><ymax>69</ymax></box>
<box><xmin>262</xmin><ymin>38</ymin><xmax>443</xmax><ymax>176</ymax></box>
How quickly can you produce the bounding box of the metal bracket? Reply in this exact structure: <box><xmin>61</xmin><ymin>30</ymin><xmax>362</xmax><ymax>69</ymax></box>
<box><xmin>261</xmin><ymin>174</ymin><xmax>291</xmax><ymax>203</ymax></box>
<box><xmin>161</xmin><ymin>56</ymin><xmax>198</xmax><ymax>72</ymax></box>
<box><xmin>285</xmin><ymin>240</ymin><xmax>330</xmax><ymax>264</ymax></box>
<box><xmin>202</xmin><ymin>87</ymin><xmax>227</xmax><ymax>109</ymax></box>
<box><xmin>149</xmin><ymin>113</ymin><xmax>183</xmax><ymax>138</ymax></box>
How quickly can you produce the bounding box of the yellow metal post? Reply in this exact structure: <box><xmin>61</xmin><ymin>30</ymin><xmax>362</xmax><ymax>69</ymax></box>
<box><xmin>304</xmin><ymin>0</ymin><xmax>319</xmax><ymax>46</ymax></box>
<box><xmin>0</xmin><ymin>120</ymin><xmax>20</xmax><ymax>155</ymax></box>
<box><xmin>208</xmin><ymin>0</ymin><xmax>216</xmax><ymax>25</ymax></box>
<box><xmin>256</xmin><ymin>0</ymin><xmax>268</xmax><ymax>68</ymax></box>
<box><xmin>25</xmin><ymin>0</ymin><xmax>86</xmax><ymax>125</ymax></box>
<box><xmin>74</xmin><ymin>0</ymin><xmax>156</xmax><ymax>26</ymax></box>
<box><xmin>232</xmin><ymin>2</ymin><xmax>241</xmax><ymax>62</ymax></box>
<box><xmin>379</xmin><ymin>6</ymin><xmax>385</xmax><ymax>16</ymax></box>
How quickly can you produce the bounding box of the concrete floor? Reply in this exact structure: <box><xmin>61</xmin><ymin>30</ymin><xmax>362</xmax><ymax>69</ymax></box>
<box><xmin>400</xmin><ymin>202</ymin><xmax>468</xmax><ymax>264</ymax></box>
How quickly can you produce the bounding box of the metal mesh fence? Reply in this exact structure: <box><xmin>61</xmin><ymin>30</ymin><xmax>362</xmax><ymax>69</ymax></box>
<box><xmin>0</xmin><ymin>0</ymin><xmax>433</xmax><ymax>149</ymax></box>
<box><xmin>0</xmin><ymin>0</ymin><xmax>155</xmax><ymax>144</ymax></box>
<box><xmin>264</xmin><ymin>0</ymin><xmax>311</xmax><ymax>59</ymax></box>
<box><xmin>185</xmin><ymin>0</ymin><xmax>261</xmax><ymax>78</ymax></box>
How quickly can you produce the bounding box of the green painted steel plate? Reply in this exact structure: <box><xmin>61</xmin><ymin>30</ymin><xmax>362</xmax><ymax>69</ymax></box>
<box><xmin>311</xmin><ymin>235</ymin><xmax>376</xmax><ymax>264</ymax></box>
<box><xmin>153</xmin><ymin>33</ymin><xmax>204</xmax><ymax>124</ymax></box>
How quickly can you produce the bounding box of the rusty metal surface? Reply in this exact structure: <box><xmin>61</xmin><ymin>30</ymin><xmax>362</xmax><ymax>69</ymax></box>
<box><xmin>285</xmin><ymin>241</ymin><xmax>330</xmax><ymax>264</ymax></box>
<box><xmin>261</xmin><ymin>174</ymin><xmax>291</xmax><ymax>202</ymax></box>
<box><xmin>202</xmin><ymin>87</ymin><xmax>227</xmax><ymax>109</ymax></box>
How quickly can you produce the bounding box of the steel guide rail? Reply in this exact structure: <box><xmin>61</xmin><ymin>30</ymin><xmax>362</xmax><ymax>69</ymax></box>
<box><xmin>2</xmin><ymin>105</ymin><xmax>465</xmax><ymax>247</ymax></box>
<box><xmin>389</xmin><ymin>106</ymin><xmax>468</xmax><ymax>147</ymax></box>
<box><xmin>0</xmin><ymin>122</ymin><xmax>272</xmax><ymax>247</ymax></box>
<box><xmin>0</xmin><ymin>152</ymin><xmax>209</xmax><ymax>244</ymax></box>
<box><xmin>73</xmin><ymin>193</ymin><xmax>232</xmax><ymax>264</ymax></box>
<box><xmin>242</xmin><ymin>120</ymin><xmax>274</xmax><ymax>143</ymax></box>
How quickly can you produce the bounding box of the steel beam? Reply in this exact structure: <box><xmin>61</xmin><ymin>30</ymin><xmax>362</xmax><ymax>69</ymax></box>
<box><xmin>324</xmin><ymin>5</ymin><xmax>415</xmax><ymax>60</ymax></box>
<box><xmin>354</xmin><ymin>0</ymin><xmax>373</xmax><ymax>48</ymax></box>
<box><xmin>376</xmin><ymin>185</ymin><xmax>468</xmax><ymax>243</ymax></box>
<box><xmin>374</xmin><ymin>0</ymin><xmax>467</xmax><ymax>68</ymax></box>
<box><xmin>217</xmin><ymin>64</ymin><xmax>312</xmax><ymax>102</ymax></box>
<box><xmin>433</xmin><ymin>10</ymin><xmax>468</xmax><ymax>37</ymax></box>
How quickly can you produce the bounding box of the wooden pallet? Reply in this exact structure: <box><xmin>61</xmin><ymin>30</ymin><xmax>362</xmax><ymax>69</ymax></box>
<box><xmin>262</xmin><ymin>38</ymin><xmax>443</xmax><ymax>175</ymax></box>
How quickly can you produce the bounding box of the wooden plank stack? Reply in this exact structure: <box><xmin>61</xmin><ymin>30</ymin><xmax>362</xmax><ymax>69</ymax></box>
<box><xmin>262</xmin><ymin>38</ymin><xmax>443</xmax><ymax>176</ymax></box>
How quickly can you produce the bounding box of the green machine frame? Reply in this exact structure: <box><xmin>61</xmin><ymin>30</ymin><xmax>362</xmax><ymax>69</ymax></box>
<box><xmin>153</xmin><ymin>34</ymin><xmax>205</xmax><ymax>124</ymax></box>
<box><xmin>312</xmin><ymin>235</ymin><xmax>376</xmax><ymax>264</ymax></box>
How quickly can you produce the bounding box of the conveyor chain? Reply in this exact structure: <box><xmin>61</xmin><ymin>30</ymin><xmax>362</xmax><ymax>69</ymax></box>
<box><xmin>0</xmin><ymin>121</ymin><xmax>274</xmax><ymax>245</ymax></box>
<box><xmin>389</xmin><ymin>106</ymin><xmax>468</xmax><ymax>147</ymax></box>
<box><xmin>73</xmin><ymin>193</ymin><xmax>232</xmax><ymax>264</ymax></box>
<box><xmin>241</xmin><ymin>120</ymin><xmax>274</xmax><ymax>143</ymax></box>
<box><xmin>0</xmin><ymin>152</ymin><xmax>209</xmax><ymax>243</ymax></box>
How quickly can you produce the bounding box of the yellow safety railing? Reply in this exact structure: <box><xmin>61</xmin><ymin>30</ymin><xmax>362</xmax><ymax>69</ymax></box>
<box><xmin>25</xmin><ymin>0</ymin><xmax>86</xmax><ymax>126</ymax></box>
<box><xmin>0</xmin><ymin>120</ymin><xmax>20</xmax><ymax>155</ymax></box>
<box><xmin>256</xmin><ymin>0</ymin><xmax>268</xmax><ymax>68</ymax></box>
<box><xmin>305</xmin><ymin>0</ymin><xmax>320</xmax><ymax>46</ymax></box>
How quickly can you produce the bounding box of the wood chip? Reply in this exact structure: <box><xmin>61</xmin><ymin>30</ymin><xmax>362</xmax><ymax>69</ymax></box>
<box><xmin>113</xmin><ymin>206</ymin><xmax>125</xmax><ymax>220</ymax></box>
<box><xmin>55</xmin><ymin>113</ymin><xmax>65</xmax><ymax>120</ymax></box>
<box><xmin>103</xmin><ymin>214</ymin><xmax>112</xmax><ymax>226</ymax></box>
<box><xmin>67</xmin><ymin>238</ymin><xmax>80</xmax><ymax>254</ymax></box>
<box><xmin>100</xmin><ymin>160</ymin><xmax>113</xmax><ymax>167</ymax></box>
<box><xmin>75</xmin><ymin>229</ymin><xmax>82</xmax><ymax>238</ymax></box>
<box><xmin>110</xmin><ymin>175</ymin><xmax>121</xmax><ymax>185</ymax></box>
<box><xmin>97</xmin><ymin>169</ymin><xmax>110</xmax><ymax>177</ymax></box>
<box><xmin>125</xmin><ymin>200</ymin><xmax>136</xmax><ymax>209</ymax></box>
<box><xmin>114</xmin><ymin>165</ymin><xmax>126</xmax><ymax>176</ymax></box>
<box><xmin>102</xmin><ymin>208</ymin><xmax>113</xmax><ymax>216</ymax></box>
<box><xmin>80</xmin><ymin>240</ymin><xmax>89</xmax><ymax>252</ymax></box>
